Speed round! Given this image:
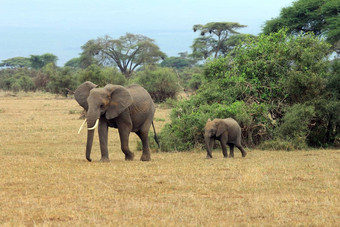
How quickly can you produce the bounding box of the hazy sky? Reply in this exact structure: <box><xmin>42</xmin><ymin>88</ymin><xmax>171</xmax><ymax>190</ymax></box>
<box><xmin>0</xmin><ymin>0</ymin><xmax>295</xmax><ymax>66</ymax></box>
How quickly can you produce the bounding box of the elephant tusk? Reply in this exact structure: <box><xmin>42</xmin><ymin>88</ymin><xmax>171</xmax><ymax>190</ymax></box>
<box><xmin>78</xmin><ymin>119</ymin><xmax>87</xmax><ymax>134</ymax></box>
<box><xmin>88</xmin><ymin>119</ymin><xmax>99</xmax><ymax>131</ymax></box>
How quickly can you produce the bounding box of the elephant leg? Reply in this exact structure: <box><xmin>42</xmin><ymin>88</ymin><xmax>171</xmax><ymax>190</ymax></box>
<box><xmin>220</xmin><ymin>138</ymin><xmax>228</xmax><ymax>158</ymax></box>
<box><xmin>136</xmin><ymin>130</ymin><xmax>151</xmax><ymax>161</ymax></box>
<box><xmin>236</xmin><ymin>143</ymin><xmax>247</xmax><ymax>157</ymax></box>
<box><xmin>228</xmin><ymin>143</ymin><xmax>235</xmax><ymax>158</ymax></box>
<box><xmin>98</xmin><ymin>119</ymin><xmax>109</xmax><ymax>162</ymax></box>
<box><xmin>118</xmin><ymin>128</ymin><xmax>134</xmax><ymax>161</ymax></box>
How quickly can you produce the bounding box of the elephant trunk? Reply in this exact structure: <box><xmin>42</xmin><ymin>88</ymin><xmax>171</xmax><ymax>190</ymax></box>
<box><xmin>204</xmin><ymin>135</ymin><xmax>213</xmax><ymax>158</ymax></box>
<box><xmin>88</xmin><ymin>119</ymin><xmax>99</xmax><ymax>130</ymax></box>
<box><xmin>85</xmin><ymin>118</ymin><xmax>99</xmax><ymax>162</ymax></box>
<box><xmin>86</xmin><ymin>129</ymin><xmax>94</xmax><ymax>162</ymax></box>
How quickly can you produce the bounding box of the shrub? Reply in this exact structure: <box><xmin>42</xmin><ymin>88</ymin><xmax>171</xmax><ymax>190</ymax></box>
<box><xmin>11</xmin><ymin>81</ymin><xmax>21</xmax><ymax>93</ymax></box>
<box><xmin>159</xmin><ymin>97</ymin><xmax>270</xmax><ymax>151</ymax></box>
<box><xmin>78</xmin><ymin>64</ymin><xmax>126</xmax><ymax>87</ymax></box>
<box><xmin>0</xmin><ymin>68</ymin><xmax>36</xmax><ymax>92</ymax></box>
<box><xmin>188</xmin><ymin>73</ymin><xmax>203</xmax><ymax>90</ymax></box>
<box><xmin>78</xmin><ymin>64</ymin><xmax>103</xmax><ymax>86</ymax></box>
<box><xmin>18</xmin><ymin>75</ymin><xmax>35</xmax><ymax>92</ymax></box>
<box><xmin>47</xmin><ymin>67</ymin><xmax>78</xmax><ymax>96</ymax></box>
<box><xmin>159</xmin><ymin>29</ymin><xmax>337</xmax><ymax>151</ymax></box>
<box><xmin>100</xmin><ymin>67</ymin><xmax>126</xmax><ymax>85</ymax></box>
<box><xmin>275</xmin><ymin>104</ymin><xmax>315</xmax><ymax>141</ymax></box>
<box><xmin>133</xmin><ymin>67</ymin><xmax>179</xmax><ymax>102</ymax></box>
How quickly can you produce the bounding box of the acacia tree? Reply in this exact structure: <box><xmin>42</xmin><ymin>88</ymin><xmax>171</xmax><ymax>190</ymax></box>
<box><xmin>191</xmin><ymin>22</ymin><xmax>247</xmax><ymax>60</ymax></box>
<box><xmin>81</xmin><ymin>33</ymin><xmax>166</xmax><ymax>78</ymax></box>
<box><xmin>263</xmin><ymin>0</ymin><xmax>340</xmax><ymax>54</ymax></box>
<box><xmin>0</xmin><ymin>57</ymin><xmax>31</xmax><ymax>68</ymax></box>
<box><xmin>30</xmin><ymin>53</ymin><xmax>58</xmax><ymax>69</ymax></box>
<box><xmin>0</xmin><ymin>54</ymin><xmax>58</xmax><ymax>69</ymax></box>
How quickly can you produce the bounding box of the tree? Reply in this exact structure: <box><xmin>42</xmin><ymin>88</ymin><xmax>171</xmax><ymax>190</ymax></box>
<box><xmin>263</xmin><ymin>0</ymin><xmax>340</xmax><ymax>54</ymax></box>
<box><xmin>81</xmin><ymin>33</ymin><xmax>166</xmax><ymax>78</ymax></box>
<box><xmin>222</xmin><ymin>34</ymin><xmax>257</xmax><ymax>56</ymax></box>
<box><xmin>30</xmin><ymin>53</ymin><xmax>58</xmax><ymax>69</ymax></box>
<box><xmin>160</xmin><ymin>54</ymin><xmax>193</xmax><ymax>69</ymax></box>
<box><xmin>79</xmin><ymin>40</ymin><xmax>101</xmax><ymax>68</ymax></box>
<box><xmin>64</xmin><ymin>57</ymin><xmax>81</xmax><ymax>68</ymax></box>
<box><xmin>191</xmin><ymin>22</ymin><xmax>247</xmax><ymax>60</ymax></box>
<box><xmin>0</xmin><ymin>57</ymin><xmax>31</xmax><ymax>68</ymax></box>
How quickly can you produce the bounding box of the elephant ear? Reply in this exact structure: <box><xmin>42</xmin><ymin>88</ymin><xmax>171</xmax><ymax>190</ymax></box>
<box><xmin>105</xmin><ymin>84</ymin><xmax>133</xmax><ymax>119</ymax></box>
<box><xmin>74</xmin><ymin>81</ymin><xmax>97</xmax><ymax>111</ymax></box>
<box><xmin>216</xmin><ymin>120</ymin><xmax>228</xmax><ymax>137</ymax></box>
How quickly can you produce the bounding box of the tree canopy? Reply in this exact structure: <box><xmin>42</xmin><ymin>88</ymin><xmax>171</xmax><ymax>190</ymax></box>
<box><xmin>0</xmin><ymin>53</ymin><xmax>58</xmax><ymax>69</ymax></box>
<box><xmin>263</xmin><ymin>0</ymin><xmax>340</xmax><ymax>54</ymax></box>
<box><xmin>0</xmin><ymin>57</ymin><xmax>31</xmax><ymax>68</ymax></box>
<box><xmin>80</xmin><ymin>33</ymin><xmax>166</xmax><ymax>78</ymax></box>
<box><xmin>30</xmin><ymin>53</ymin><xmax>58</xmax><ymax>69</ymax></box>
<box><xmin>191</xmin><ymin>22</ymin><xmax>247</xmax><ymax>60</ymax></box>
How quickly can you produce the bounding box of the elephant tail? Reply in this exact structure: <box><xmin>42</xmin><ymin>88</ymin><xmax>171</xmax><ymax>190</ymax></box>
<box><xmin>152</xmin><ymin>121</ymin><xmax>160</xmax><ymax>148</ymax></box>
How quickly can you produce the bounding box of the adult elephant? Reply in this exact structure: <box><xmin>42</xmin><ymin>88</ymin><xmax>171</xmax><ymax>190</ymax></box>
<box><xmin>204</xmin><ymin>118</ymin><xmax>247</xmax><ymax>159</ymax></box>
<box><xmin>75</xmin><ymin>81</ymin><xmax>159</xmax><ymax>162</ymax></box>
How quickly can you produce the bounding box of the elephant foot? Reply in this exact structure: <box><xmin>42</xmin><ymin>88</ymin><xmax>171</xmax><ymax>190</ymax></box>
<box><xmin>140</xmin><ymin>153</ymin><xmax>151</xmax><ymax>161</ymax></box>
<box><xmin>206</xmin><ymin>155</ymin><xmax>212</xmax><ymax>159</ymax></box>
<box><xmin>224</xmin><ymin>156</ymin><xmax>229</xmax><ymax>159</ymax></box>
<box><xmin>125</xmin><ymin>153</ymin><xmax>134</xmax><ymax>161</ymax></box>
<box><xmin>242</xmin><ymin>153</ymin><xmax>247</xmax><ymax>158</ymax></box>
<box><xmin>100</xmin><ymin>157</ymin><xmax>110</xmax><ymax>162</ymax></box>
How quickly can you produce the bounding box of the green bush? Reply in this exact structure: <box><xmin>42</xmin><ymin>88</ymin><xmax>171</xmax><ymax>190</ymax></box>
<box><xmin>159</xmin><ymin>98</ymin><xmax>270</xmax><ymax>151</ymax></box>
<box><xmin>133</xmin><ymin>67</ymin><xmax>179</xmax><ymax>102</ymax></box>
<box><xmin>18</xmin><ymin>75</ymin><xmax>35</xmax><ymax>92</ymax></box>
<box><xmin>78</xmin><ymin>64</ymin><xmax>126</xmax><ymax>87</ymax></box>
<box><xmin>0</xmin><ymin>68</ymin><xmax>36</xmax><ymax>92</ymax></box>
<box><xmin>100</xmin><ymin>67</ymin><xmax>126</xmax><ymax>85</ymax></box>
<box><xmin>188</xmin><ymin>73</ymin><xmax>203</xmax><ymax>90</ymax></box>
<box><xmin>275</xmin><ymin>104</ymin><xmax>315</xmax><ymax>141</ymax></box>
<box><xmin>159</xmin><ymin>29</ymin><xmax>338</xmax><ymax>151</ymax></box>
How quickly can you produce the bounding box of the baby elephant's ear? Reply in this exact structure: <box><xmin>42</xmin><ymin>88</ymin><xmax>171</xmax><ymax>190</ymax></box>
<box><xmin>216</xmin><ymin>120</ymin><xmax>228</xmax><ymax>137</ymax></box>
<box><xmin>74</xmin><ymin>81</ymin><xmax>97</xmax><ymax>111</ymax></box>
<box><xmin>105</xmin><ymin>85</ymin><xmax>133</xmax><ymax>119</ymax></box>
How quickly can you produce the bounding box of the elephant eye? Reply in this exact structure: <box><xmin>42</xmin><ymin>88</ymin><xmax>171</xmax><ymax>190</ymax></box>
<box><xmin>100</xmin><ymin>104</ymin><xmax>104</xmax><ymax>108</ymax></box>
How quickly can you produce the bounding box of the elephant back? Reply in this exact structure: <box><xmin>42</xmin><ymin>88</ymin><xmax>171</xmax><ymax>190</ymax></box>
<box><xmin>224</xmin><ymin>118</ymin><xmax>242</xmax><ymax>142</ymax></box>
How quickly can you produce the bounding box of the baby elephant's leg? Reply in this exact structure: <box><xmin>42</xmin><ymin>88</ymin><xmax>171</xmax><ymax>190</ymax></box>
<box><xmin>236</xmin><ymin>144</ymin><xmax>247</xmax><ymax>157</ymax></box>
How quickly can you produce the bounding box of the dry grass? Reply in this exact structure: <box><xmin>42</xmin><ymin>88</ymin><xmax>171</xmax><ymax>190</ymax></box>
<box><xmin>0</xmin><ymin>92</ymin><xmax>339</xmax><ymax>226</ymax></box>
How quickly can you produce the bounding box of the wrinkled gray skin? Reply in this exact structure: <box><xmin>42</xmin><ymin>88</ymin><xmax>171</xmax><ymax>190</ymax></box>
<box><xmin>75</xmin><ymin>81</ymin><xmax>156</xmax><ymax>162</ymax></box>
<box><xmin>204</xmin><ymin>118</ymin><xmax>247</xmax><ymax>159</ymax></box>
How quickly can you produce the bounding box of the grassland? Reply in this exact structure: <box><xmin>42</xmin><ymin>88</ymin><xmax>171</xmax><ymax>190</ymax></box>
<box><xmin>0</xmin><ymin>91</ymin><xmax>339</xmax><ymax>226</ymax></box>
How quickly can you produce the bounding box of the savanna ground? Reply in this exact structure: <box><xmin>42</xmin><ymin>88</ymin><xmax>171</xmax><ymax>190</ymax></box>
<box><xmin>0</xmin><ymin>91</ymin><xmax>339</xmax><ymax>226</ymax></box>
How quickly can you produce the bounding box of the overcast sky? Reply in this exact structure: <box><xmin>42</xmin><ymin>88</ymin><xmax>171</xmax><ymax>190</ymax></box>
<box><xmin>0</xmin><ymin>0</ymin><xmax>295</xmax><ymax>66</ymax></box>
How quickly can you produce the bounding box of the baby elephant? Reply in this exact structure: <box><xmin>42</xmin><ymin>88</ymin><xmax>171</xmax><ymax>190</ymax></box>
<box><xmin>204</xmin><ymin>118</ymin><xmax>247</xmax><ymax>159</ymax></box>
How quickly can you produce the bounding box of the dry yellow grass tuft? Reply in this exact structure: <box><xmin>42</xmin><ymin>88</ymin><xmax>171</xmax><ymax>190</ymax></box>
<box><xmin>0</xmin><ymin>92</ymin><xmax>339</xmax><ymax>226</ymax></box>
